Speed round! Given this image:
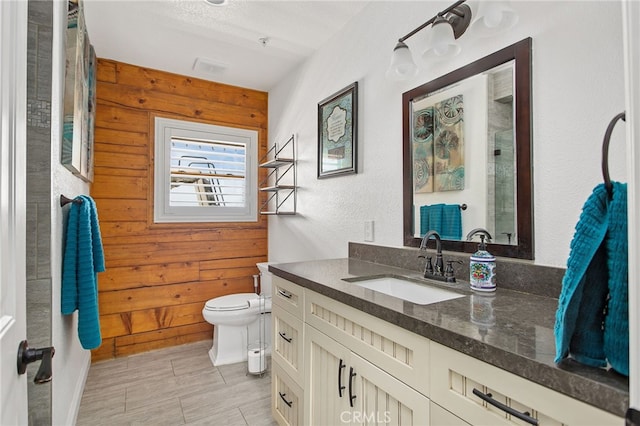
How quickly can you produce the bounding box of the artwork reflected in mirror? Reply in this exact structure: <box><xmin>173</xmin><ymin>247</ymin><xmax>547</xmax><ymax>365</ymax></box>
<box><xmin>413</xmin><ymin>94</ymin><xmax>465</xmax><ymax>194</ymax></box>
<box><xmin>403</xmin><ymin>38</ymin><xmax>533</xmax><ymax>259</ymax></box>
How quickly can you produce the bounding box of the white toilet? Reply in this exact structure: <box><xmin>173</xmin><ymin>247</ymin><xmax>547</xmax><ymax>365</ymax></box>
<box><xmin>202</xmin><ymin>262</ymin><xmax>273</xmax><ymax>366</ymax></box>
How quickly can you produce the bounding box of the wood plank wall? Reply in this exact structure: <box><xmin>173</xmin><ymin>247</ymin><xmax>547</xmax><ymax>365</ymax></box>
<box><xmin>90</xmin><ymin>59</ymin><xmax>269</xmax><ymax>361</ymax></box>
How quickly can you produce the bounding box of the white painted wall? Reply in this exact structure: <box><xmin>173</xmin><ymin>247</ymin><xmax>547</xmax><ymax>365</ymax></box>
<box><xmin>268</xmin><ymin>1</ymin><xmax>626</xmax><ymax>268</ymax></box>
<box><xmin>50</xmin><ymin>1</ymin><xmax>91</xmax><ymax>424</ymax></box>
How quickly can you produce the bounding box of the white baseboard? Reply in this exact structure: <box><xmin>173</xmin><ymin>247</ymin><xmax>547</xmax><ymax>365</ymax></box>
<box><xmin>64</xmin><ymin>352</ymin><xmax>90</xmax><ymax>426</ymax></box>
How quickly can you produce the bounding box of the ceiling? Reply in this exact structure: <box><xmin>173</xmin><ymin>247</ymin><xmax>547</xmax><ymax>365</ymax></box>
<box><xmin>83</xmin><ymin>0</ymin><xmax>370</xmax><ymax>92</ymax></box>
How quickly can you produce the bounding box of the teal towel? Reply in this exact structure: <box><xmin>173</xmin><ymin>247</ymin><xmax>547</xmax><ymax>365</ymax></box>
<box><xmin>61</xmin><ymin>195</ymin><xmax>105</xmax><ymax>350</ymax></box>
<box><xmin>420</xmin><ymin>204</ymin><xmax>462</xmax><ymax>240</ymax></box>
<box><xmin>554</xmin><ymin>182</ymin><xmax>628</xmax><ymax>376</ymax></box>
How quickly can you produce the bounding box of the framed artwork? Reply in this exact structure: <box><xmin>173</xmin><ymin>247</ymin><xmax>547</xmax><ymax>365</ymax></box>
<box><xmin>317</xmin><ymin>82</ymin><xmax>358</xmax><ymax>178</ymax></box>
<box><xmin>61</xmin><ymin>0</ymin><xmax>96</xmax><ymax>182</ymax></box>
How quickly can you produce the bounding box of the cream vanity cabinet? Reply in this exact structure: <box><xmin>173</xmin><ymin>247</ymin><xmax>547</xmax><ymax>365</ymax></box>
<box><xmin>271</xmin><ymin>276</ymin><xmax>623</xmax><ymax>426</ymax></box>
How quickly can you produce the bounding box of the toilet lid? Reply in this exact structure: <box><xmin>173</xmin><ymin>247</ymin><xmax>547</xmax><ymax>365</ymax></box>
<box><xmin>204</xmin><ymin>293</ymin><xmax>256</xmax><ymax>311</ymax></box>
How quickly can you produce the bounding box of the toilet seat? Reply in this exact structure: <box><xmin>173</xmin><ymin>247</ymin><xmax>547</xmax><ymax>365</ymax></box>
<box><xmin>204</xmin><ymin>293</ymin><xmax>255</xmax><ymax>312</ymax></box>
<box><xmin>204</xmin><ymin>293</ymin><xmax>272</xmax><ymax>312</ymax></box>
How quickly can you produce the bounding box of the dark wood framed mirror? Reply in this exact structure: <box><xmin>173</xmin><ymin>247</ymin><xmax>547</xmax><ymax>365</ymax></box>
<box><xmin>403</xmin><ymin>38</ymin><xmax>533</xmax><ymax>259</ymax></box>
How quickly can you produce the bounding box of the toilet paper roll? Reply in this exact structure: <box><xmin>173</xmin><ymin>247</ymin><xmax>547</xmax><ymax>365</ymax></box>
<box><xmin>248</xmin><ymin>348</ymin><xmax>266</xmax><ymax>374</ymax></box>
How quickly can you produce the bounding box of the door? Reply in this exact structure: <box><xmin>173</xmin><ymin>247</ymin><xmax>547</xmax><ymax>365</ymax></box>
<box><xmin>0</xmin><ymin>0</ymin><xmax>28</xmax><ymax>424</ymax></box>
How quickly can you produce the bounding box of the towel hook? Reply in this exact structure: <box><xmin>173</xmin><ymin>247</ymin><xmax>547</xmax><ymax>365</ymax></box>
<box><xmin>601</xmin><ymin>112</ymin><xmax>626</xmax><ymax>199</ymax></box>
<box><xmin>60</xmin><ymin>195</ymin><xmax>83</xmax><ymax>207</ymax></box>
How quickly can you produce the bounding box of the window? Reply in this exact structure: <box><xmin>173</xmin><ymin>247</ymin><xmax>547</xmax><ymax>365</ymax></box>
<box><xmin>154</xmin><ymin>117</ymin><xmax>258</xmax><ymax>223</ymax></box>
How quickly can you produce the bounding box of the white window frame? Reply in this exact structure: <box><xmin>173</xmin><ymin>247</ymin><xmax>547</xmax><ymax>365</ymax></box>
<box><xmin>154</xmin><ymin>117</ymin><xmax>258</xmax><ymax>223</ymax></box>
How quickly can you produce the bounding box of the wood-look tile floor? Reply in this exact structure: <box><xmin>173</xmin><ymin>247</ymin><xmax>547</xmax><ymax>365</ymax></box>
<box><xmin>77</xmin><ymin>340</ymin><xmax>276</xmax><ymax>426</ymax></box>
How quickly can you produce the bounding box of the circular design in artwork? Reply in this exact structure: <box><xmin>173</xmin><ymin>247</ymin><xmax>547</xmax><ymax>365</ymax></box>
<box><xmin>414</xmin><ymin>158</ymin><xmax>431</xmax><ymax>190</ymax></box>
<box><xmin>438</xmin><ymin>95</ymin><xmax>464</xmax><ymax>126</ymax></box>
<box><xmin>413</xmin><ymin>110</ymin><xmax>433</xmax><ymax>142</ymax></box>
<box><xmin>449</xmin><ymin>167</ymin><xmax>465</xmax><ymax>190</ymax></box>
<box><xmin>434</xmin><ymin>129</ymin><xmax>460</xmax><ymax>160</ymax></box>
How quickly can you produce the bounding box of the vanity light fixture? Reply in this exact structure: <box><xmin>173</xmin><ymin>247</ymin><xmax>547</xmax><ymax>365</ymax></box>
<box><xmin>386</xmin><ymin>0</ymin><xmax>518</xmax><ymax>81</ymax></box>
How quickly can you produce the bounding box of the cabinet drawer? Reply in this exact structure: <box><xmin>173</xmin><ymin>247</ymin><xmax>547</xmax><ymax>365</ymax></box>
<box><xmin>305</xmin><ymin>290</ymin><xmax>430</xmax><ymax>397</ymax></box>
<box><xmin>272</xmin><ymin>362</ymin><xmax>304</xmax><ymax>426</ymax></box>
<box><xmin>273</xmin><ymin>307</ymin><xmax>304</xmax><ymax>384</ymax></box>
<box><xmin>273</xmin><ymin>276</ymin><xmax>304</xmax><ymax>318</ymax></box>
<box><xmin>430</xmin><ymin>342</ymin><xmax>622</xmax><ymax>426</ymax></box>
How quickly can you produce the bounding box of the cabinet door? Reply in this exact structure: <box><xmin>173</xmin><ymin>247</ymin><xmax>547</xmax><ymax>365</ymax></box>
<box><xmin>304</xmin><ymin>325</ymin><xmax>352</xmax><ymax>426</ymax></box>
<box><xmin>272</xmin><ymin>362</ymin><xmax>304</xmax><ymax>426</ymax></box>
<box><xmin>350</xmin><ymin>352</ymin><xmax>430</xmax><ymax>426</ymax></box>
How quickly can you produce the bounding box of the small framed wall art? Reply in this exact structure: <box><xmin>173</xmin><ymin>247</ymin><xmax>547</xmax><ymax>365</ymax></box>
<box><xmin>317</xmin><ymin>82</ymin><xmax>358</xmax><ymax>178</ymax></box>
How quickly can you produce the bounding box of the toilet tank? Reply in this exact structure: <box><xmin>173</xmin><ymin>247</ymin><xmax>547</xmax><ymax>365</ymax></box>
<box><xmin>256</xmin><ymin>262</ymin><xmax>273</xmax><ymax>296</ymax></box>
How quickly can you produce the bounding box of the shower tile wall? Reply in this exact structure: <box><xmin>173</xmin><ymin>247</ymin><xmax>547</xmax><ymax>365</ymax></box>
<box><xmin>487</xmin><ymin>68</ymin><xmax>516</xmax><ymax>245</ymax></box>
<box><xmin>26</xmin><ymin>1</ymin><xmax>53</xmax><ymax>425</ymax></box>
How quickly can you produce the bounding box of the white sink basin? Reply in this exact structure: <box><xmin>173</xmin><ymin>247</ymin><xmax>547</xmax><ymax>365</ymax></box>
<box><xmin>347</xmin><ymin>276</ymin><xmax>464</xmax><ymax>305</ymax></box>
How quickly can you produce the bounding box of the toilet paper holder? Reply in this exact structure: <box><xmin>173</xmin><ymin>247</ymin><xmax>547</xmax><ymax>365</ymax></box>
<box><xmin>247</xmin><ymin>344</ymin><xmax>267</xmax><ymax>375</ymax></box>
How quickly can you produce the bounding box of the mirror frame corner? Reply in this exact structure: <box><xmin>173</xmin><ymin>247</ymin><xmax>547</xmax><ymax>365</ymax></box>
<box><xmin>402</xmin><ymin>37</ymin><xmax>534</xmax><ymax>260</ymax></box>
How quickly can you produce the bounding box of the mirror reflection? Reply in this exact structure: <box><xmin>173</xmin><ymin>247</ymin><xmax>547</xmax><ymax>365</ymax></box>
<box><xmin>410</xmin><ymin>60</ymin><xmax>516</xmax><ymax>245</ymax></box>
<box><xmin>403</xmin><ymin>38</ymin><xmax>533</xmax><ymax>259</ymax></box>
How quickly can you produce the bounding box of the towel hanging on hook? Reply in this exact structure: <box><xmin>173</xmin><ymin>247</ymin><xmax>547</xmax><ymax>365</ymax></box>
<box><xmin>601</xmin><ymin>112</ymin><xmax>626</xmax><ymax>199</ymax></box>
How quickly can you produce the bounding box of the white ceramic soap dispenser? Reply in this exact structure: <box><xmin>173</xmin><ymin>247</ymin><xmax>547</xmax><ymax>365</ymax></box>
<box><xmin>466</xmin><ymin>228</ymin><xmax>496</xmax><ymax>292</ymax></box>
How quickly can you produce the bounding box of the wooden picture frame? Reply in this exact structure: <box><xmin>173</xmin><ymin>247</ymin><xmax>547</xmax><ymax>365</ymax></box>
<box><xmin>317</xmin><ymin>82</ymin><xmax>358</xmax><ymax>178</ymax></box>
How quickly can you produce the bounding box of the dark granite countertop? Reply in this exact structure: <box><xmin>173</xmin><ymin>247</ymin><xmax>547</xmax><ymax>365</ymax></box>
<box><xmin>269</xmin><ymin>258</ymin><xmax>629</xmax><ymax>418</ymax></box>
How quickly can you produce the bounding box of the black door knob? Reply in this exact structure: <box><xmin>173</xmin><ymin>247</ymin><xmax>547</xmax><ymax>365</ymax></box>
<box><xmin>17</xmin><ymin>340</ymin><xmax>55</xmax><ymax>384</ymax></box>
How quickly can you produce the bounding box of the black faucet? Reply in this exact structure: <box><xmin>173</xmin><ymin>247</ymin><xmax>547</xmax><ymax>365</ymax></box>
<box><xmin>418</xmin><ymin>230</ymin><xmax>458</xmax><ymax>282</ymax></box>
<box><xmin>420</xmin><ymin>230</ymin><xmax>443</xmax><ymax>275</ymax></box>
